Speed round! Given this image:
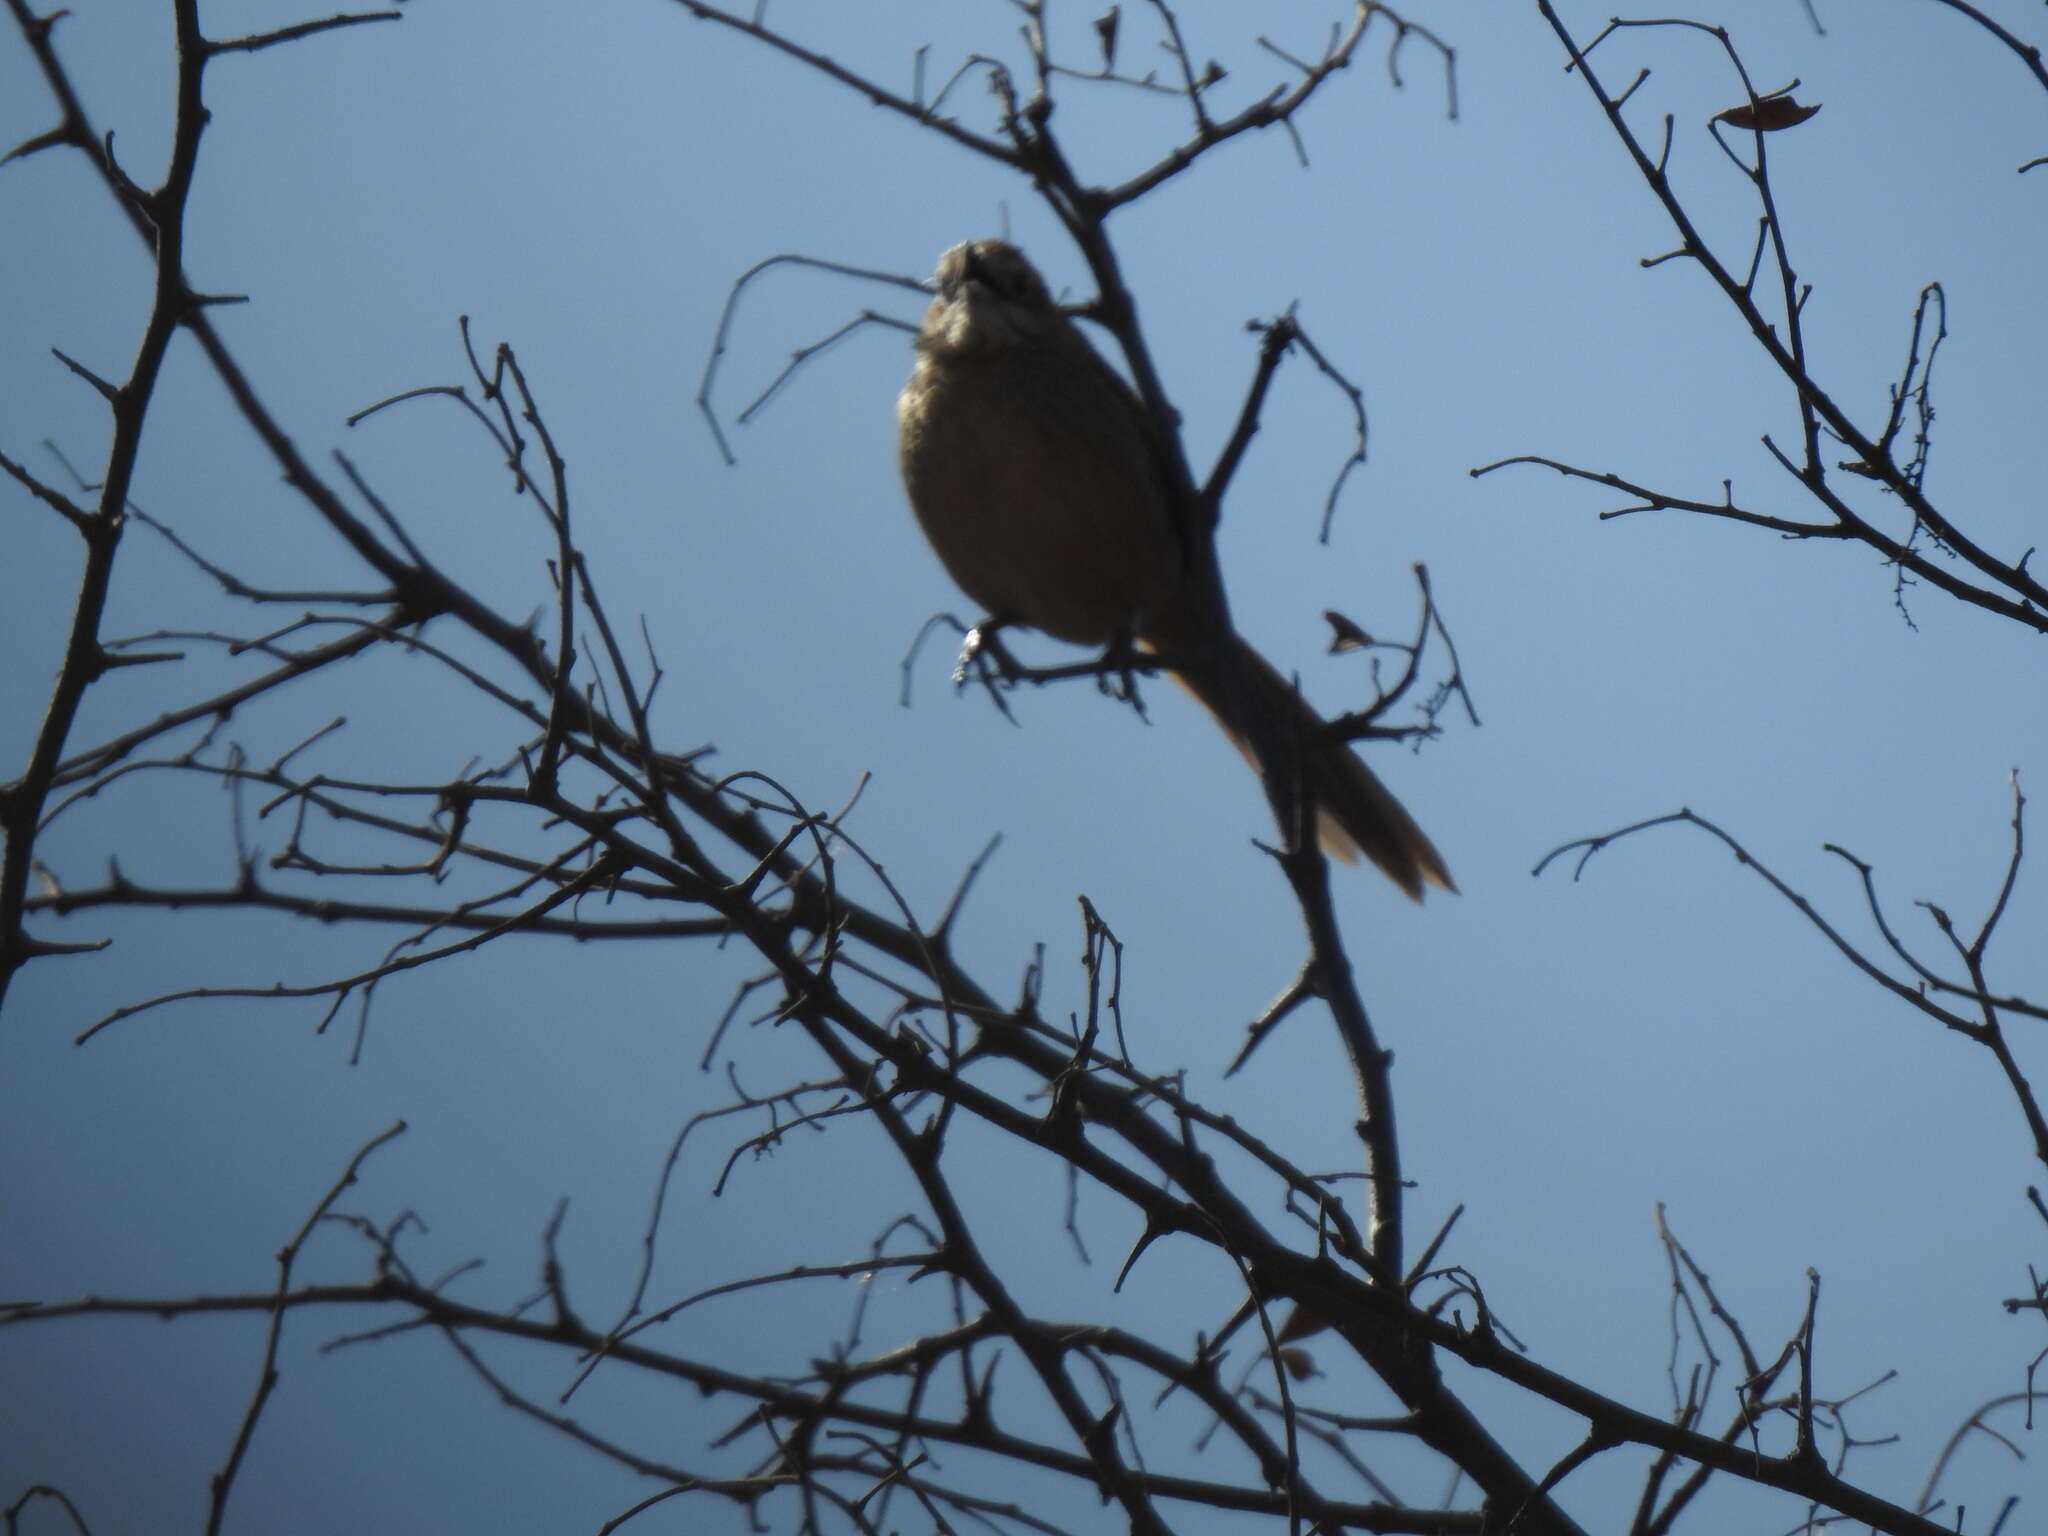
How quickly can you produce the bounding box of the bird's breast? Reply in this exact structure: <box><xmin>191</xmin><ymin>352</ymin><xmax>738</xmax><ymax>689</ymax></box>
<box><xmin>897</xmin><ymin>348</ymin><xmax>1177</xmax><ymax>648</ymax></box>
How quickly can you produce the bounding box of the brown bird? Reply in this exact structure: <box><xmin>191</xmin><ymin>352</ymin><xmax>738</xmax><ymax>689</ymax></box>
<box><xmin>897</xmin><ymin>239</ymin><xmax>1453</xmax><ymax>900</ymax></box>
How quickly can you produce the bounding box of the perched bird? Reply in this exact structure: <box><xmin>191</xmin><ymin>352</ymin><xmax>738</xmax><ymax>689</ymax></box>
<box><xmin>897</xmin><ymin>239</ymin><xmax>1452</xmax><ymax>900</ymax></box>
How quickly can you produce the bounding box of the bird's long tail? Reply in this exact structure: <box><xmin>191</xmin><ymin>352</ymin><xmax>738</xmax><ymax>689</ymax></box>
<box><xmin>1154</xmin><ymin>626</ymin><xmax>1455</xmax><ymax>901</ymax></box>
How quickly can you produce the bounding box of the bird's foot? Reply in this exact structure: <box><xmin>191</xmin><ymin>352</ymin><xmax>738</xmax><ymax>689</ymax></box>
<box><xmin>953</xmin><ymin>618</ymin><xmax>1025</xmax><ymax>688</ymax></box>
<box><xmin>1094</xmin><ymin>629</ymin><xmax>1149</xmax><ymax>720</ymax></box>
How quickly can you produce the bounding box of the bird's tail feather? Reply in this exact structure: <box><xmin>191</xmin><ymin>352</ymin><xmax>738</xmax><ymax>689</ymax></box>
<box><xmin>1161</xmin><ymin>630</ymin><xmax>1454</xmax><ymax>901</ymax></box>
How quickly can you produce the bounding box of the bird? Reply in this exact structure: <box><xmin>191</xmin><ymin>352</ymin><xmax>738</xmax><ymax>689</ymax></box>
<box><xmin>896</xmin><ymin>239</ymin><xmax>1453</xmax><ymax>901</ymax></box>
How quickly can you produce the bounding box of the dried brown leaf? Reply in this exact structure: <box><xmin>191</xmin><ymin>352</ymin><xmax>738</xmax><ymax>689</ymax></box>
<box><xmin>1714</xmin><ymin>96</ymin><xmax>1822</xmax><ymax>132</ymax></box>
<box><xmin>1323</xmin><ymin>609</ymin><xmax>1372</xmax><ymax>655</ymax></box>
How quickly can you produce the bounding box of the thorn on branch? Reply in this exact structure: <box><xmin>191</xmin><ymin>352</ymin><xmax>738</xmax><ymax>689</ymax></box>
<box><xmin>49</xmin><ymin>347</ymin><xmax>119</xmax><ymax>403</ymax></box>
<box><xmin>1</xmin><ymin>122</ymin><xmax>81</xmax><ymax>166</ymax></box>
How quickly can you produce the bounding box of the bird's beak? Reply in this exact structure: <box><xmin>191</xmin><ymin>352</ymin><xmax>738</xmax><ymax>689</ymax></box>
<box><xmin>956</xmin><ymin>245</ymin><xmax>991</xmax><ymax>293</ymax></box>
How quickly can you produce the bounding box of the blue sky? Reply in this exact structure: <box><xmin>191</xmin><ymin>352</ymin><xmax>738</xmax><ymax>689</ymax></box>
<box><xmin>3</xmin><ymin>2</ymin><xmax>2046</xmax><ymax>1531</ymax></box>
